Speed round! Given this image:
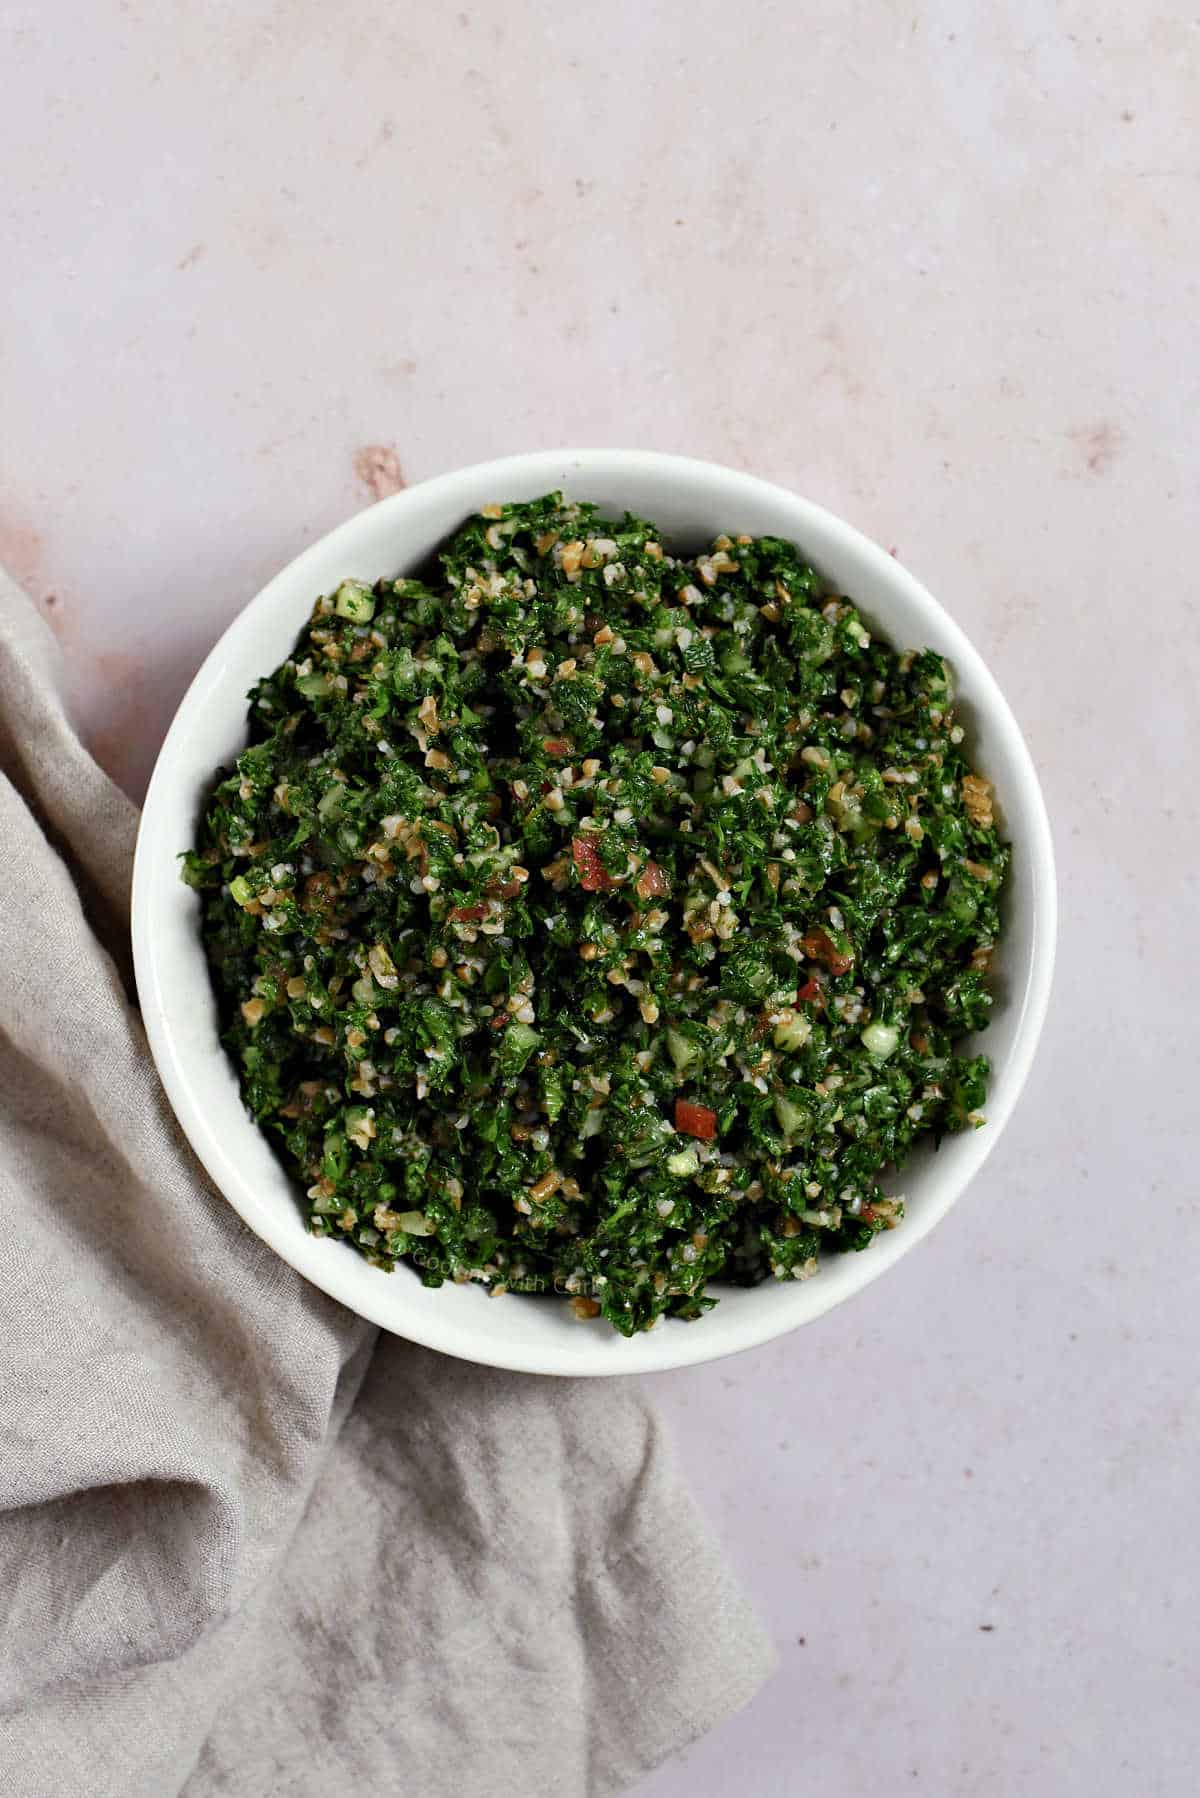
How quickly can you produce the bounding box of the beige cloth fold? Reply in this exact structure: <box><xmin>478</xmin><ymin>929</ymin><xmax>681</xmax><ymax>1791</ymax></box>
<box><xmin>0</xmin><ymin>574</ymin><xmax>775</xmax><ymax>1798</ymax></box>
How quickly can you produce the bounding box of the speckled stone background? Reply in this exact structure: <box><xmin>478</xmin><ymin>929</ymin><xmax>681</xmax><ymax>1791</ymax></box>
<box><xmin>3</xmin><ymin>4</ymin><xmax>1197</xmax><ymax>1793</ymax></box>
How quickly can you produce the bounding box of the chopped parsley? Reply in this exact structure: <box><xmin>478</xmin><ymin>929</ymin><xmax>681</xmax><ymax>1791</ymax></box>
<box><xmin>183</xmin><ymin>495</ymin><xmax>1008</xmax><ymax>1336</ymax></box>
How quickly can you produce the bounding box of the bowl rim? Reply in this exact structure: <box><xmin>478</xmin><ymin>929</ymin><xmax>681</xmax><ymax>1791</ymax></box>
<box><xmin>132</xmin><ymin>448</ymin><xmax>1057</xmax><ymax>1375</ymax></box>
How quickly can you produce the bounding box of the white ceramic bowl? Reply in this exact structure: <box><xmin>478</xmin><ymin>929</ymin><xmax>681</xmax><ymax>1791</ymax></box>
<box><xmin>133</xmin><ymin>450</ymin><xmax>1056</xmax><ymax>1376</ymax></box>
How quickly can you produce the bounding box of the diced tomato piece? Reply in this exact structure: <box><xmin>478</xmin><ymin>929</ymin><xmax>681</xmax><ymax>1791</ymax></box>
<box><xmin>795</xmin><ymin>976</ymin><xmax>824</xmax><ymax>1006</ymax></box>
<box><xmin>486</xmin><ymin>878</ymin><xmax>522</xmax><ymax>900</ymax></box>
<box><xmin>542</xmin><ymin>738</ymin><xmax>572</xmax><ymax>757</ymax></box>
<box><xmin>448</xmin><ymin>904</ymin><xmax>488</xmax><ymax>923</ymax></box>
<box><xmin>675</xmin><ymin>1098</ymin><xmax>717</xmax><ymax>1141</ymax></box>
<box><xmin>801</xmin><ymin>927</ymin><xmax>853</xmax><ymax>976</ymax></box>
<box><xmin>572</xmin><ymin>836</ymin><xmax>619</xmax><ymax>891</ymax></box>
<box><xmin>635</xmin><ymin>858</ymin><xmax>670</xmax><ymax>900</ymax></box>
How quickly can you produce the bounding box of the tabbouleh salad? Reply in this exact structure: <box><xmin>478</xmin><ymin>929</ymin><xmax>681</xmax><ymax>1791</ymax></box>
<box><xmin>184</xmin><ymin>495</ymin><xmax>1008</xmax><ymax>1336</ymax></box>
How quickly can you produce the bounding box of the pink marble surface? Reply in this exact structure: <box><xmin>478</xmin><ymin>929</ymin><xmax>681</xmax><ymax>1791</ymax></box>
<box><xmin>4</xmin><ymin>4</ymin><xmax>1197</xmax><ymax>1793</ymax></box>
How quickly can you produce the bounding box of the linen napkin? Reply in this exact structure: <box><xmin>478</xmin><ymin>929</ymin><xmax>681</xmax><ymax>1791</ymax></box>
<box><xmin>0</xmin><ymin>572</ymin><xmax>775</xmax><ymax>1798</ymax></box>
